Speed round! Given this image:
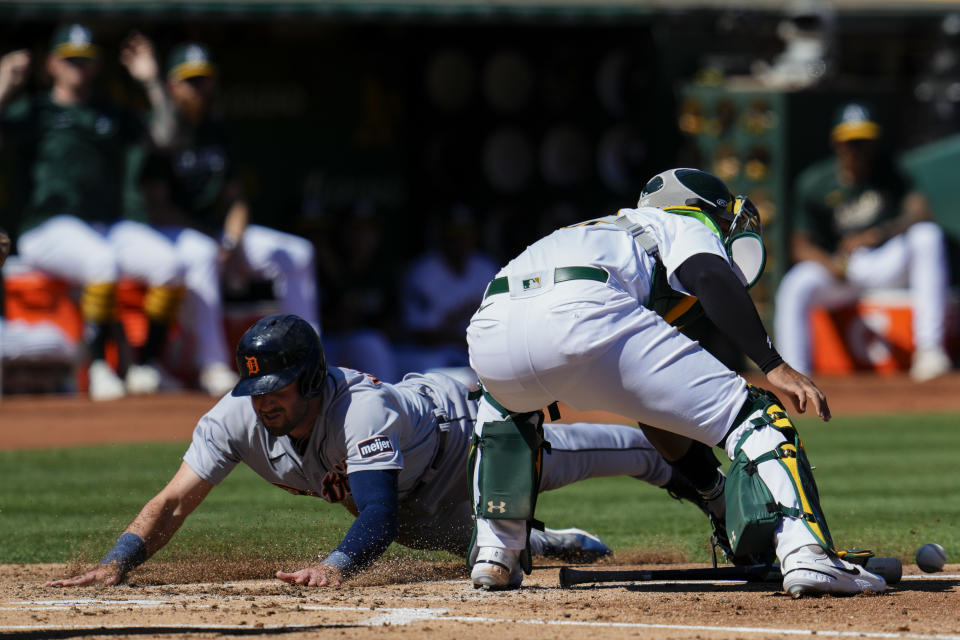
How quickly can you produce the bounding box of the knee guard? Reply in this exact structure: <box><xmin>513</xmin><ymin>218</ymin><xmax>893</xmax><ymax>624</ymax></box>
<box><xmin>725</xmin><ymin>386</ymin><xmax>835</xmax><ymax>563</ymax></box>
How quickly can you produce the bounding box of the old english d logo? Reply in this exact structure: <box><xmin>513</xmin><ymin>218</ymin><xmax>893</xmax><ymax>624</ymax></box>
<box><xmin>245</xmin><ymin>356</ymin><xmax>260</xmax><ymax>375</ymax></box>
<box><xmin>487</xmin><ymin>500</ymin><xmax>506</xmax><ymax>514</ymax></box>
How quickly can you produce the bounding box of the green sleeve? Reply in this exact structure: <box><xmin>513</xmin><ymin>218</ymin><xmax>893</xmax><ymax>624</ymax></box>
<box><xmin>0</xmin><ymin>96</ymin><xmax>36</xmax><ymax>143</ymax></box>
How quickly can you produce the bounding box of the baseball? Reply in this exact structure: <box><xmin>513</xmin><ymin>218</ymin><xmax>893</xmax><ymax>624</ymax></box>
<box><xmin>915</xmin><ymin>543</ymin><xmax>946</xmax><ymax>573</ymax></box>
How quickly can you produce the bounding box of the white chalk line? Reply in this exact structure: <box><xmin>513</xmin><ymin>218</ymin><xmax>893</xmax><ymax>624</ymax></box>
<box><xmin>3</xmin><ymin>599</ymin><xmax>960</xmax><ymax>639</ymax></box>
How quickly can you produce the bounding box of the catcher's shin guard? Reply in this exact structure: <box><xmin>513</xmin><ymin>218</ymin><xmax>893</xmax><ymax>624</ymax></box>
<box><xmin>723</xmin><ymin>386</ymin><xmax>835</xmax><ymax>562</ymax></box>
<box><xmin>468</xmin><ymin>389</ymin><xmax>551</xmax><ymax>574</ymax></box>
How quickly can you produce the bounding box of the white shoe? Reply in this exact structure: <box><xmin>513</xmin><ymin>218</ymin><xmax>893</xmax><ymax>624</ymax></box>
<box><xmin>88</xmin><ymin>360</ymin><xmax>126</xmax><ymax>401</ymax></box>
<box><xmin>471</xmin><ymin>547</ymin><xmax>522</xmax><ymax>590</ymax></box>
<box><xmin>532</xmin><ymin>528</ymin><xmax>612</xmax><ymax>563</ymax></box>
<box><xmin>126</xmin><ymin>363</ymin><xmax>181</xmax><ymax>395</ymax></box>
<box><xmin>199</xmin><ymin>363</ymin><xmax>240</xmax><ymax>397</ymax></box>
<box><xmin>910</xmin><ymin>347</ymin><xmax>951</xmax><ymax>382</ymax></box>
<box><xmin>125</xmin><ymin>363</ymin><xmax>161</xmax><ymax>395</ymax></box>
<box><xmin>781</xmin><ymin>545</ymin><xmax>886</xmax><ymax>598</ymax></box>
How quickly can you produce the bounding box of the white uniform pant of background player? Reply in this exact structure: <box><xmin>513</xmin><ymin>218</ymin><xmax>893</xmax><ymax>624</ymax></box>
<box><xmin>774</xmin><ymin>222</ymin><xmax>949</xmax><ymax>374</ymax></box>
<box><xmin>17</xmin><ymin>215</ymin><xmax>183</xmax><ymax>290</ymax></box>
<box><xmin>164</xmin><ymin>225</ymin><xmax>318</xmax><ymax>371</ymax></box>
<box><xmin>467</xmin><ymin>278</ymin><xmax>823</xmax><ymax>559</ymax></box>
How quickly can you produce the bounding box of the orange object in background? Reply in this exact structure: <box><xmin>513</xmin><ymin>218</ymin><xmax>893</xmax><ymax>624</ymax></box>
<box><xmin>4</xmin><ymin>270</ymin><xmax>83</xmax><ymax>342</ymax></box>
<box><xmin>116</xmin><ymin>278</ymin><xmax>149</xmax><ymax>349</ymax></box>
<box><xmin>3</xmin><ymin>273</ymin><xmax>182</xmax><ymax>390</ymax></box>
<box><xmin>810</xmin><ymin>291</ymin><xmax>958</xmax><ymax>375</ymax></box>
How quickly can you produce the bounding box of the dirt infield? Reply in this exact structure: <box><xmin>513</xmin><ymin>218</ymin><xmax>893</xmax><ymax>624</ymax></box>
<box><xmin>2</xmin><ymin>561</ymin><xmax>959</xmax><ymax>640</ymax></box>
<box><xmin>2</xmin><ymin>373</ymin><xmax>959</xmax><ymax>639</ymax></box>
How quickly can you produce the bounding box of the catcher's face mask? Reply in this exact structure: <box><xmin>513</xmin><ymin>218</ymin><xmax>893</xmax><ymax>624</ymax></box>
<box><xmin>720</xmin><ymin>196</ymin><xmax>765</xmax><ymax>288</ymax></box>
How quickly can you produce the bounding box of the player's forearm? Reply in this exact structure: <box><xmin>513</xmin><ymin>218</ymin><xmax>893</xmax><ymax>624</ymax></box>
<box><xmin>124</xmin><ymin>494</ymin><xmax>193</xmax><ymax>558</ymax></box>
<box><xmin>97</xmin><ymin>498</ymin><xmax>184</xmax><ymax>579</ymax></box>
<box><xmin>675</xmin><ymin>253</ymin><xmax>783</xmax><ymax>373</ymax></box>
<box><xmin>323</xmin><ymin>470</ymin><xmax>400</xmax><ymax>575</ymax></box>
<box><xmin>222</xmin><ymin>198</ymin><xmax>249</xmax><ymax>249</ymax></box>
<box><xmin>322</xmin><ymin>504</ymin><xmax>399</xmax><ymax>574</ymax></box>
<box><xmin>790</xmin><ymin>233</ymin><xmax>838</xmax><ymax>268</ymax></box>
<box><xmin>889</xmin><ymin>192</ymin><xmax>934</xmax><ymax>235</ymax></box>
<box><xmin>143</xmin><ymin>78</ymin><xmax>177</xmax><ymax>149</ymax></box>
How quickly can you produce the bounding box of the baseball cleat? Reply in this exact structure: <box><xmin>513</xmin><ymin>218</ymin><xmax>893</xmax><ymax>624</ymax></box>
<box><xmin>781</xmin><ymin>545</ymin><xmax>887</xmax><ymax>598</ymax></box>
<box><xmin>471</xmin><ymin>547</ymin><xmax>522</xmax><ymax>590</ymax></box>
<box><xmin>88</xmin><ymin>359</ymin><xmax>126</xmax><ymax>401</ymax></box>
<box><xmin>910</xmin><ymin>347</ymin><xmax>951</xmax><ymax>382</ymax></box>
<box><xmin>534</xmin><ymin>527</ymin><xmax>612</xmax><ymax>563</ymax></box>
<box><xmin>125</xmin><ymin>363</ymin><xmax>162</xmax><ymax>395</ymax></box>
<box><xmin>200</xmin><ymin>363</ymin><xmax>240</xmax><ymax>397</ymax></box>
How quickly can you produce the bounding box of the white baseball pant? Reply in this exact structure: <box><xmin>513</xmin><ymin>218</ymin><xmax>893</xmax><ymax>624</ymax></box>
<box><xmin>775</xmin><ymin>221</ymin><xmax>949</xmax><ymax>374</ymax></box>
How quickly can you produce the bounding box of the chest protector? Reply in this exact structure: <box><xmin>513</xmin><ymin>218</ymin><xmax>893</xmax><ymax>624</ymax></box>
<box><xmin>613</xmin><ymin>207</ymin><xmax>765</xmax><ymax>329</ymax></box>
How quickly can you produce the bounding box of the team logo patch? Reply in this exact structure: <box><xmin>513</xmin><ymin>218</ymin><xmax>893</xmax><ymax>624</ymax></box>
<box><xmin>357</xmin><ymin>436</ymin><xmax>394</xmax><ymax>458</ymax></box>
<box><xmin>522</xmin><ymin>277</ymin><xmax>541</xmax><ymax>290</ymax></box>
<box><xmin>487</xmin><ymin>500</ymin><xmax>507</xmax><ymax>514</ymax></box>
<box><xmin>245</xmin><ymin>356</ymin><xmax>259</xmax><ymax>375</ymax></box>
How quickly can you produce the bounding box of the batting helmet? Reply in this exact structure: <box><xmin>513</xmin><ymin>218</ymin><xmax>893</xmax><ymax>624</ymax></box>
<box><xmin>638</xmin><ymin>168</ymin><xmax>762</xmax><ymax>243</ymax></box>
<box><xmin>231</xmin><ymin>314</ymin><xmax>327</xmax><ymax>398</ymax></box>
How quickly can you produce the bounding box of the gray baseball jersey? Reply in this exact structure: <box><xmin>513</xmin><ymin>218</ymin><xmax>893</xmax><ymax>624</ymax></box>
<box><xmin>184</xmin><ymin>368</ymin><xmax>475</xmax><ymax>516</ymax></box>
<box><xmin>183</xmin><ymin>365</ymin><xmax>673</xmax><ymax>556</ymax></box>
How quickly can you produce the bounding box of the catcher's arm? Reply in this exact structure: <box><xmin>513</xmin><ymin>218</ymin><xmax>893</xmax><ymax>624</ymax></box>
<box><xmin>46</xmin><ymin>462</ymin><xmax>213</xmax><ymax>587</ymax></box>
<box><xmin>675</xmin><ymin>253</ymin><xmax>829</xmax><ymax>421</ymax></box>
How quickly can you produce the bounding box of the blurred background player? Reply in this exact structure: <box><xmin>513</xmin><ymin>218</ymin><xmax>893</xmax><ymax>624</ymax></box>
<box><xmin>775</xmin><ymin>103</ymin><xmax>952</xmax><ymax>382</ymax></box>
<box><xmin>150</xmin><ymin>43</ymin><xmax>319</xmax><ymax>397</ymax></box>
<box><xmin>316</xmin><ymin>199</ymin><xmax>400</xmax><ymax>383</ymax></box>
<box><xmin>0</xmin><ymin>24</ymin><xmax>183</xmax><ymax>400</ymax></box>
<box><xmin>398</xmin><ymin>205</ymin><xmax>497</xmax><ymax>382</ymax></box>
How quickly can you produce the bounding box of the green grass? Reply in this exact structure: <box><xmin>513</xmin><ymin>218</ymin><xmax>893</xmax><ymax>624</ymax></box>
<box><xmin>1</xmin><ymin>412</ymin><xmax>958</xmax><ymax>565</ymax></box>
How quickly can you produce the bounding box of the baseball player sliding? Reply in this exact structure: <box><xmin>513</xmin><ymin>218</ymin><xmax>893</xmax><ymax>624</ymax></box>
<box><xmin>467</xmin><ymin>168</ymin><xmax>886</xmax><ymax>598</ymax></box>
<box><xmin>47</xmin><ymin>314</ymin><xmax>718</xmax><ymax>589</ymax></box>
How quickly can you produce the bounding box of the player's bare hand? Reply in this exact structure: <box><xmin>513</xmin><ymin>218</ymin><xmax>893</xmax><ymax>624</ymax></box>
<box><xmin>44</xmin><ymin>565</ymin><xmax>123</xmax><ymax>588</ymax></box>
<box><xmin>120</xmin><ymin>32</ymin><xmax>159</xmax><ymax>84</ymax></box>
<box><xmin>276</xmin><ymin>565</ymin><xmax>343</xmax><ymax>588</ymax></box>
<box><xmin>764</xmin><ymin>362</ymin><xmax>831</xmax><ymax>422</ymax></box>
<box><xmin>0</xmin><ymin>50</ymin><xmax>31</xmax><ymax>95</ymax></box>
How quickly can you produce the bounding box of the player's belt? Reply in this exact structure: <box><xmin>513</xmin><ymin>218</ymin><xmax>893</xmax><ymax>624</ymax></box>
<box><xmin>483</xmin><ymin>266</ymin><xmax>608</xmax><ymax>299</ymax></box>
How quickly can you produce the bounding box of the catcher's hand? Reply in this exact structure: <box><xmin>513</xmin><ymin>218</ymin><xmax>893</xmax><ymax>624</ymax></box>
<box><xmin>765</xmin><ymin>362</ymin><xmax>830</xmax><ymax>421</ymax></box>
<box><xmin>276</xmin><ymin>564</ymin><xmax>343</xmax><ymax>588</ymax></box>
<box><xmin>44</xmin><ymin>564</ymin><xmax>124</xmax><ymax>588</ymax></box>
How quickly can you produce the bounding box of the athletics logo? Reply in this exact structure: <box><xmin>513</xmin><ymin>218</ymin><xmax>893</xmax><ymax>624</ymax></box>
<box><xmin>487</xmin><ymin>501</ymin><xmax>507</xmax><ymax>514</ymax></box>
<box><xmin>245</xmin><ymin>356</ymin><xmax>259</xmax><ymax>375</ymax></box>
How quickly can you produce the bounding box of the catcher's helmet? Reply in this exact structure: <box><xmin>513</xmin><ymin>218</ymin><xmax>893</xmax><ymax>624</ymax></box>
<box><xmin>231</xmin><ymin>314</ymin><xmax>326</xmax><ymax>398</ymax></box>
<box><xmin>638</xmin><ymin>168</ymin><xmax>762</xmax><ymax>243</ymax></box>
